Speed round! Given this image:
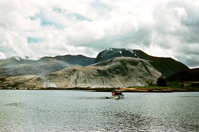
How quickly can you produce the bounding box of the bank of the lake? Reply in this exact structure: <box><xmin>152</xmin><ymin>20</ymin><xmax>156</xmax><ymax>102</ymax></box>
<box><xmin>0</xmin><ymin>86</ymin><xmax>199</xmax><ymax>92</ymax></box>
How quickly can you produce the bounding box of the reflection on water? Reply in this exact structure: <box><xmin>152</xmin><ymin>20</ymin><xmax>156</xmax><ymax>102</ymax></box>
<box><xmin>6</xmin><ymin>102</ymin><xmax>25</xmax><ymax>107</ymax></box>
<box><xmin>104</xmin><ymin>111</ymin><xmax>153</xmax><ymax>131</ymax></box>
<box><xmin>0</xmin><ymin>90</ymin><xmax>199</xmax><ymax>131</ymax></box>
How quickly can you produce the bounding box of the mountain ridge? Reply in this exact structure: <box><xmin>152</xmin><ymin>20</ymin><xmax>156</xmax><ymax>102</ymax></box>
<box><xmin>0</xmin><ymin>57</ymin><xmax>162</xmax><ymax>88</ymax></box>
<box><xmin>0</xmin><ymin>48</ymin><xmax>189</xmax><ymax>77</ymax></box>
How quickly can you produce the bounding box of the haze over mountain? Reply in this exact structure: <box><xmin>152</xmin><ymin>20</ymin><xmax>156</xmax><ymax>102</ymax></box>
<box><xmin>0</xmin><ymin>55</ymin><xmax>94</xmax><ymax>77</ymax></box>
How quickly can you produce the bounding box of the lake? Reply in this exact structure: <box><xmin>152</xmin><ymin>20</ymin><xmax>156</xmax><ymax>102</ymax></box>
<box><xmin>0</xmin><ymin>90</ymin><xmax>199</xmax><ymax>131</ymax></box>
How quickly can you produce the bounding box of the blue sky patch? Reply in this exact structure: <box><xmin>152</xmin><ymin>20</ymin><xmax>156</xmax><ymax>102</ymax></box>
<box><xmin>91</xmin><ymin>0</ymin><xmax>112</xmax><ymax>14</ymax></box>
<box><xmin>68</xmin><ymin>13</ymin><xmax>91</xmax><ymax>21</ymax></box>
<box><xmin>27</xmin><ymin>37</ymin><xmax>44</xmax><ymax>44</ymax></box>
<box><xmin>30</xmin><ymin>9</ymin><xmax>65</xmax><ymax>29</ymax></box>
<box><xmin>53</xmin><ymin>7</ymin><xmax>62</xmax><ymax>13</ymax></box>
<box><xmin>53</xmin><ymin>7</ymin><xmax>91</xmax><ymax>21</ymax></box>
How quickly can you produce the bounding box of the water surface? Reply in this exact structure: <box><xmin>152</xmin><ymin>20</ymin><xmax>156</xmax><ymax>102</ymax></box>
<box><xmin>0</xmin><ymin>90</ymin><xmax>199</xmax><ymax>131</ymax></box>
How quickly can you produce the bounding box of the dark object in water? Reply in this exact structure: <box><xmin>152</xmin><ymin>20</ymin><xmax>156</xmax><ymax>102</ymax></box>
<box><xmin>112</xmin><ymin>88</ymin><xmax>124</xmax><ymax>96</ymax></box>
<box><xmin>105</xmin><ymin>88</ymin><xmax>124</xmax><ymax>99</ymax></box>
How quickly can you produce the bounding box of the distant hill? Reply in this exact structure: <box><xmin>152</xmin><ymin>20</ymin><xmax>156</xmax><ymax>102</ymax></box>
<box><xmin>41</xmin><ymin>54</ymin><xmax>95</xmax><ymax>66</ymax></box>
<box><xmin>0</xmin><ymin>58</ymin><xmax>71</xmax><ymax>77</ymax></box>
<box><xmin>95</xmin><ymin>48</ymin><xmax>189</xmax><ymax>77</ymax></box>
<box><xmin>0</xmin><ymin>57</ymin><xmax>162</xmax><ymax>88</ymax></box>
<box><xmin>0</xmin><ymin>55</ymin><xmax>95</xmax><ymax>77</ymax></box>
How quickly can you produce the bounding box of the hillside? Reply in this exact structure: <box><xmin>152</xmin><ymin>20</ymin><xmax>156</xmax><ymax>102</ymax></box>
<box><xmin>167</xmin><ymin>68</ymin><xmax>199</xmax><ymax>82</ymax></box>
<box><xmin>0</xmin><ymin>57</ymin><xmax>162</xmax><ymax>88</ymax></box>
<box><xmin>167</xmin><ymin>68</ymin><xmax>199</xmax><ymax>88</ymax></box>
<box><xmin>95</xmin><ymin>48</ymin><xmax>189</xmax><ymax>77</ymax></box>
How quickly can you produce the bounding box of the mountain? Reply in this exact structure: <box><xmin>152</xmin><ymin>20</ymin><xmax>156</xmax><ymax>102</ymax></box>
<box><xmin>95</xmin><ymin>48</ymin><xmax>189</xmax><ymax>77</ymax></box>
<box><xmin>0</xmin><ymin>55</ymin><xmax>95</xmax><ymax>77</ymax></box>
<box><xmin>0</xmin><ymin>58</ymin><xmax>71</xmax><ymax>77</ymax></box>
<box><xmin>0</xmin><ymin>48</ymin><xmax>189</xmax><ymax>78</ymax></box>
<box><xmin>0</xmin><ymin>57</ymin><xmax>162</xmax><ymax>88</ymax></box>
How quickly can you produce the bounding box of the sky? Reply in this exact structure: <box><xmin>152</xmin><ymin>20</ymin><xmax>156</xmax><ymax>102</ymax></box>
<box><xmin>0</xmin><ymin>0</ymin><xmax>199</xmax><ymax>67</ymax></box>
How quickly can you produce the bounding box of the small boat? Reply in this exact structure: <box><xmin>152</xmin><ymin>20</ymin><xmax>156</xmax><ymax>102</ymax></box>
<box><xmin>106</xmin><ymin>88</ymin><xmax>124</xmax><ymax>99</ymax></box>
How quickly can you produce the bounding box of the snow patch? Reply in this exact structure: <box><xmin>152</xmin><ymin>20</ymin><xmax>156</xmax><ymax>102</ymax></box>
<box><xmin>119</xmin><ymin>51</ymin><xmax>123</xmax><ymax>57</ymax></box>
<box><xmin>14</xmin><ymin>57</ymin><xmax>22</xmax><ymax>61</ymax></box>
<box><xmin>129</xmin><ymin>49</ymin><xmax>135</xmax><ymax>54</ymax></box>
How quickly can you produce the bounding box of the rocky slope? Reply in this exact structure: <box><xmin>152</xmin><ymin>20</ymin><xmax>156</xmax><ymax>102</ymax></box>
<box><xmin>95</xmin><ymin>48</ymin><xmax>189</xmax><ymax>77</ymax></box>
<box><xmin>0</xmin><ymin>57</ymin><xmax>162</xmax><ymax>88</ymax></box>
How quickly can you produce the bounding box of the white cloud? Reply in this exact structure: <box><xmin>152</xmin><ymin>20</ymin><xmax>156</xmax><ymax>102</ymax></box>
<box><xmin>0</xmin><ymin>0</ymin><xmax>199</xmax><ymax>67</ymax></box>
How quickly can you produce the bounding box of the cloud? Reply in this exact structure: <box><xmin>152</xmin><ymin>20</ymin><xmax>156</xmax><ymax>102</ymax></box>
<box><xmin>0</xmin><ymin>0</ymin><xmax>199</xmax><ymax>67</ymax></box>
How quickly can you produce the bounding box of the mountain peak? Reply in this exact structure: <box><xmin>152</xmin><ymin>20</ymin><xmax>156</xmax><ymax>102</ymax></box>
<box><xmin>95</xmin><ymin>48</ymin><xmax>148</xmax><ymax>63</ymax></box>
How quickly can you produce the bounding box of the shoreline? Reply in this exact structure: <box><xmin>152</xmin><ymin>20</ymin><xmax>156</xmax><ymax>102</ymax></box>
<box><xmin>0</xmin><ymin>87</ymin><xmax>199</xmax><ymax>92</ymax></box>
<box><xmin>121</xmin><ymin>87</ymin><xmax>199</xmax><ymax>92</ymax></box>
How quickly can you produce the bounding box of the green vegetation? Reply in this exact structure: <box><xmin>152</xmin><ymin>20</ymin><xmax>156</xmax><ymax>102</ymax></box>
<box><xmin>127</xmin><ymin>82</ymin><xmax>199</xmax><ymax>92</ymax></box>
